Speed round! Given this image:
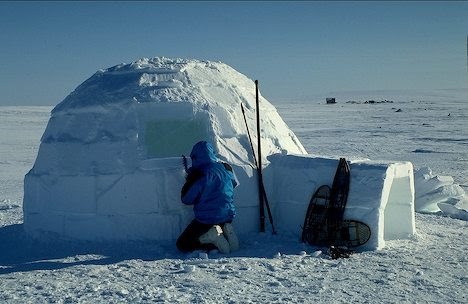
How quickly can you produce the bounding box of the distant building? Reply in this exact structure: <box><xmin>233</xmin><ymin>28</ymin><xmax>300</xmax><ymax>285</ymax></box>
<box><xmin>326</xmin><ymin>97</ymin><xmax>336</xmax><ymax>104</ymax></box>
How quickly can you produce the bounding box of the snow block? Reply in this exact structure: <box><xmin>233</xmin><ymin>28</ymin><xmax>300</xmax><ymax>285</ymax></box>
<box><xmin>33</xmin><ymin>140</ymin><xmax>139</xmax><ymax>175</ymax></box>
<box><xmin>24</xmin><ymin>173</ymin><xmax>96</xmax><ymax>214</ymax></box>
<box><xmin>234</xmin><ymin>206</ymin><xmax>260</xmax><ymax>235</ymax></box>
<box><xmin>62</xmin><ymin>213</ymin><xmax>185</xmax><ymax>241</ymax></box>
<box><xmin>23</xmin><ymin>173</ymin><xmax>50</xmax><ymax>213</ymax></box>
<box><xmin>266</xmin><ymin>154</ymin><xmax>415</xmax><ymax>251</ymax></box>
<box><xmin>230</xmin><ymin>164</ymin><xmax>257</xmax><ymax>208</ymax></box>
<box><xmin>23</xmin><ymin>211</ymin><xmax>65</xmax><ymax>237</ymax></box>
<box><xmin>96</xmin><ymin>173</ymin><xmax>159</xmax><ymax>215</ymax></box>
<box><xmin>42</xmin><ymin>103</ymin><xmax>139</xmax><ymax>144</ymax></box>
<box><xmin>49</xmin><ymin>175</ymin><xmax>97</xmax><ymax>213</ymax></box>
<box><xmin>349</xmin><ymin>161</ymin><xmax>415</xmax><ymax>242</ymax></box>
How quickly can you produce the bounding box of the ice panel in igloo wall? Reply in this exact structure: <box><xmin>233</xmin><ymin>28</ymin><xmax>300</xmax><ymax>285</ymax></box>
<box><xmin>136</xmin><ymin>102</ymin><xmax>212</xmax><ymax>159</ymax></box>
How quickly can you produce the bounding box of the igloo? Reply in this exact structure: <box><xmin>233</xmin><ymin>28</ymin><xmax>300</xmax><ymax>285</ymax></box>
<box><xmin>24</xmin><ymin>57</ymin><xmax>415</xmax><ymax>250</ymax></box>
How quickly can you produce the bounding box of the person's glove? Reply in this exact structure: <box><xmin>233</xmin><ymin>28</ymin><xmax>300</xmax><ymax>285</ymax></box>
<box><xmin>181</xmin><ymin>168</ymin><xmax>203</xmax><ymax>198</ymax></box>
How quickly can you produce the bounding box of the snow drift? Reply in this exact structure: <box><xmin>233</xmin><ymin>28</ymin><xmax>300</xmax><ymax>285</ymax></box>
<box><xmin>414</xmin><ymin>167</ymin><xmax>467</xmax><ymax>220</ymax></box>
<box><xmin>24</xmin><ymin>57</ymin><xmax>417</xmax><ymax>250</ymax></box>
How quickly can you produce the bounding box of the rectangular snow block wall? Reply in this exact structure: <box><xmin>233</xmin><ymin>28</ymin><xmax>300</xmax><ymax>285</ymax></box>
<box><xmin>24</xmin><ymin>157</ymin><xmax>192</xmax><ymax>241</ymax></box>
<box><xmin>265</xmin><ymin>154</ymin><xmax>415</xmax><ymax>250</ymax></box>
<box><xmin>23</xmin><ymin>156</ymin><xmax>260</xmax><ymax>241</ymax></box>
<box><xmin>25</xmin><ymin>152</ymin><xmax>415</xmax><ymax>246</ymax></box>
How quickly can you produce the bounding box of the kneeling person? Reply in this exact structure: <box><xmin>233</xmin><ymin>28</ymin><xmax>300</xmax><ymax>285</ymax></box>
<box><xmin>176</xmin><ymin>141</ymin><xmax>239</xmax><ymax>254</ymax></box>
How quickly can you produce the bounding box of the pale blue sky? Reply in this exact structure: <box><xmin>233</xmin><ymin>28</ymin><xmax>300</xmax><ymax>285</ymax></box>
<box><xmin>1</xmin><ymin>1</ymin><xmax>467</xmax><ymax>105</ymax></box>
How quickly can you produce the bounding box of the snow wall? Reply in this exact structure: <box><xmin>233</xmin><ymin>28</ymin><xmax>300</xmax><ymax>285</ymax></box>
<box><xmin>24</xmin><ymin>57</ymin><xmax>416</xmax><ymax>250</ymax></box>
<box><xmin>265</xmin><ymin>155</ymin><xmax>415</xmax><ymax>250</ymax></box>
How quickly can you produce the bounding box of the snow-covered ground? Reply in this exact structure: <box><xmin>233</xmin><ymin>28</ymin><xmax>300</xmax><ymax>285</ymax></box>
<box><xmin>0</xmin><ymin>92</ymin><xmax>467</xmax><ymax>303</ymax></box>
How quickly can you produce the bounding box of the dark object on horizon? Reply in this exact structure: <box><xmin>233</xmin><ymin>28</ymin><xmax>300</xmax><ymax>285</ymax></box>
<box><xmin>448</xmin><ymin>113</ymin><xmax>451</xmax><ymax>116</ymax></box>
<box><xmin>395</xmin><ymin>109</ymin><xmax>403</xmax><ymax>112</ymax></box>
<box><xmin>326</xmin><ymin>98</ymin><xmax>336</xmax><ymax>104</ymax></box>
<box><xmin>348</xmin><ymin>100</ymin><xmax>393</xmax><ymax>104</ymax></box>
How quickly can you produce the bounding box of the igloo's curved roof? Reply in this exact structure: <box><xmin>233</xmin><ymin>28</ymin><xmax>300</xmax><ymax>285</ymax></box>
<box><xmin>54</xmin><ymin>57</ymin><xmax>267</xmax><ymax>113</ymax></box>
<box><xmin>38</xmin><ymin>57</ymin><xmax>306</xmax><ymax>174</ymax></box>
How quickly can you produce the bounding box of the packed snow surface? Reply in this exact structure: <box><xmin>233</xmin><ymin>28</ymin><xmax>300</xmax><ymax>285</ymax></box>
<box><xmin>0</xmin><ymin>71</ymin><xmax>467</xmax><ymax>302</ymax></box>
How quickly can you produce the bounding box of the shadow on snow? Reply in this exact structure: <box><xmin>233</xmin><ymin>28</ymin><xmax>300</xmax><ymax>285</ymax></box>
<box><xmin>0</xmin><ymin>224</ymin><xmax>179</xmax><ymax>275</ymax></box>
<box><xmin>0</xmin><ymin>224</ymin><xmax>312</xmax><ymax>275</ymax></box>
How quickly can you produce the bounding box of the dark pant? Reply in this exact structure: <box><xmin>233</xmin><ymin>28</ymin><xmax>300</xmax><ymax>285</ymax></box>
<box><xmin>176</xmin><ymin>220</ymin><xmax>230</xmax><ymax>253</ymax></box>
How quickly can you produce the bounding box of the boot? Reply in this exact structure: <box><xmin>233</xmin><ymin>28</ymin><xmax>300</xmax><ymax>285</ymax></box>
<box><xmin>199</xmin><ymin>225</ymin><xmax>230</xmax><ymax>254</ymax></box>
<box><xmin>222</xmin><ymin>223</ymin><xmax>239</xmax><ymax>252</ymax></box>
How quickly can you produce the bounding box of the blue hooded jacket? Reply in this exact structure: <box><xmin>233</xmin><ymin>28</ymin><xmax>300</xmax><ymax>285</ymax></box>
<box><xmin>181</xmin><ymin>141</ymin><xmax>237</xmax><ymax>224</ymax></box>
